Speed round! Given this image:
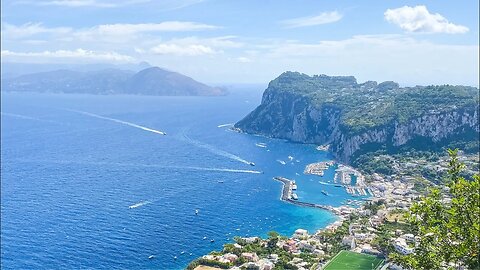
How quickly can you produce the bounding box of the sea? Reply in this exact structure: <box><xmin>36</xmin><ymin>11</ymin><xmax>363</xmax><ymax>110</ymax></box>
<box><xmin>1</xmin><ymin>87</ymin><xmax>363</xmax><ymax>269</ymax></box>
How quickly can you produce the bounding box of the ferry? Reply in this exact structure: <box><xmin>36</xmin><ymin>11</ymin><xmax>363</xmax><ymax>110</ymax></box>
<box><xmin>291</xmin><ymin>193</ymin><xmax>298</xmax><ymax>200</ymax></box>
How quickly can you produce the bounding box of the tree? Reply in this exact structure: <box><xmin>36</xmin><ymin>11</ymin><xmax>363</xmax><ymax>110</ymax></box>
<box><xmin>390</xmin><ymin>149</ymin><xmax>480</xmax><ymax>269</ymax></box>
<box><xmin>267</xmin><ymin>231</ymin><xmax>279</xmax><ymax>249</ymax></box>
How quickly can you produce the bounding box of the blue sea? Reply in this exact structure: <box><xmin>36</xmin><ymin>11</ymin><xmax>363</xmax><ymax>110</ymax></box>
<box><xmin>1</xmin><ymin>87</ymin><xmax>360</xmax><ymax>269</ymax></box>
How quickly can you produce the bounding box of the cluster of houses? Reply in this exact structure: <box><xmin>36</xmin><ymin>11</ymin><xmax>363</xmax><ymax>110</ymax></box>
<box><xmin>202</xmin><ymin>251</ymin><xmax>274</xmax><ymax>270</ymax></box>
<box><xmin>193</xmin><ymin>164</ymin><xmax>434</xmax><ymax>270</ymax></box>
<box><xmin>368</xmin><ymin>173</ymin><xmax>417</xmax><ymax>203</ymax></box>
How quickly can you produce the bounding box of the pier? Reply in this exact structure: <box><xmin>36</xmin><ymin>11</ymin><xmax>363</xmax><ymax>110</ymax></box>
<box><xmin>273</xmin><ymin>177</ymin><xmax>336</xmax><ymax>212</ymax></box>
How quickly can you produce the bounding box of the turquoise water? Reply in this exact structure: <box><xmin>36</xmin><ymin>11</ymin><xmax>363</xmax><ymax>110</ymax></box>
<box><xmin>1</xmin><ymin>89</ymin><xmax>359</xmax><ymax>269</ymax></box>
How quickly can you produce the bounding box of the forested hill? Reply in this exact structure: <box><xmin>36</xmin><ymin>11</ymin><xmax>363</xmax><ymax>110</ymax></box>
<box><xmin>235</xmin><ymin>72</ymin><xmax>479</xmax><ymax>163</ymax></box>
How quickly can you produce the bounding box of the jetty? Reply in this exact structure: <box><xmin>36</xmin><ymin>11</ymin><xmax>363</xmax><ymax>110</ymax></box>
<box><xmin>273</xmin><ymin>177</ymin><xmax>336</xmax><ymax>212</ymax></box>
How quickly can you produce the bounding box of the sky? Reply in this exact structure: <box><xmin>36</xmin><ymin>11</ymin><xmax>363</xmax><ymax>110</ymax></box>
<box><xmin>1</xmin><ymin>0</ymin><xmax>479</xmax><ymax>85</ymax></box>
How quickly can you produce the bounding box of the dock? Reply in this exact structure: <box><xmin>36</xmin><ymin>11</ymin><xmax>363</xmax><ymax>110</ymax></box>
<box><xmin>273</xmin><ymin>177</ymin><xmax>335</xmax><ymax>212</ymax></box>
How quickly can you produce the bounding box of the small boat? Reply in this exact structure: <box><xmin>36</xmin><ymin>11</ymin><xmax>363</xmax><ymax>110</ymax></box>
<box><xmin>148</xmin><ymin>255</ymin><xmax>155</xmax><ymax>260</ymax></box>
<box><xmin>174</xmin><ymin>256</ymin><xmax>177</xmax><ymax>260</ymax></box>
<box><xmin>334</xmin><ymin>185</ymin><xmax>342</xmax><ymax>187</ymax></box>
<box><xmin>321</xmin><ymin>190</ymin><xmax>329</xmax><ymax>196</ymax></box>
<box><xmin>255</xmin><ymin>143</ymin><xmax>267</xmax><ymax>148</ymax></box>
<box><xmin>291</xmin><ymin>194</ymin><xmax>298</xmax><ymax>200</ymax></box>
<box><xmin>195</xmin><ymin>209</ymin><xmax>199</xmax><ymax>215</ymax></box>
<box><xmin>181</xmin><ymin>251</ymin><xmax>185</xmax><ymax>255</ymax></box>
<box><xmin>249</xmin><ymin>162</ymin><xmax>256</xmax><ymax>166</ymax></box>
<box><xmin>217</xmin><ymin>180</ymin><xmax>224</xmax><ymax>183</ymax></box>
<box><xmin>203</xmin><ymin>236</ymin><xmax>207</xmax><ymax>240</ymax></box>
<box><xmin>210</xmin><ymin>239</ymin><xmax>215</xmax><ymax>243</ymax></box>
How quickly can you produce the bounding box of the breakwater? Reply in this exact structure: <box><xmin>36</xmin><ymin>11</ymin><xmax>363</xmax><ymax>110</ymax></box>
<box><xmin>273</xmin><ymin>177</ymin><xmax>336</xmax><ymax>212</ymax></box>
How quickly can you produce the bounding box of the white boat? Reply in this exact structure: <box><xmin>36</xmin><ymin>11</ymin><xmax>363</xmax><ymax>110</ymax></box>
<box><xmin>255</xmin><ymin>143</ymin><xmax>267</xmax><ymax>148</ymax></box>
<box><xmin>195</xmin><ymin>209</ymin><xmax>199</xmax><ymax>215</ymax></box>
<box><xmin>249</xmin><ymin>162</ymin><xmax>256</xmax><ymax>166</ymax></box>
<box><xmin>148</xmin><ymin>255</ymin><xmax>155</xmax><ymax>260</ymax></box>
<box><xmin>291</xmin><ymin>193</ymin><xmax>298</xmax><ymax>200</ymax></box>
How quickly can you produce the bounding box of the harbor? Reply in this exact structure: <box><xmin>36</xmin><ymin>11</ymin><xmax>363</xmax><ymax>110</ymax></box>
<box><xmin>273</xmin><ymin>177</ymin><xmax>345</xmax><ymax>213</ymax></box>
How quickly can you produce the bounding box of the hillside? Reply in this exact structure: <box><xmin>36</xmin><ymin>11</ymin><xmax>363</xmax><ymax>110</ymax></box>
<box><xmin>235</xmin><ymin>72</ymin><xmax>479</xmax><ymax>163</ymax></box>
<box><xmin>1</xmin><ymin>66</ymin><xmax>226</xmax><ymax>96</ymax></box>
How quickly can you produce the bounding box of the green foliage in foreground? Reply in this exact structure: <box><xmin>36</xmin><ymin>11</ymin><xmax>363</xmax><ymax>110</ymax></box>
<box><xmin>390</xmin><ymin>149</ymin><xmax>480</xmax><ymax>270</ymax></box>
<box><xmin>323</xmin><ymin>250</ymin><xmax>384</xmax><ymax>270</ymax></box>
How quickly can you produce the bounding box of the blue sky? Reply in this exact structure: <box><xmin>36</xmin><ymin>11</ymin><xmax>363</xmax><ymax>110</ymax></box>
<box><xmin>1</xmin><ymin>0</ymin><xmax>479</xmax><ymax>85</ymax></box>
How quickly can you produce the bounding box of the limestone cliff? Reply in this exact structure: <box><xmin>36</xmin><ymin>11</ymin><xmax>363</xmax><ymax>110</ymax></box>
<box><xmin>235</xmin><ymin>72</ymin><xmax>479</xmax><ymax>163</ymax></box>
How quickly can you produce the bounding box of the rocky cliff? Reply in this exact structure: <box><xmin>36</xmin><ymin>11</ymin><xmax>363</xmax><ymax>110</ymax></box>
<box><xmin>235</xmin><ymin>72</ymin><xmax>479</xmax><ymax>163</ymax></box>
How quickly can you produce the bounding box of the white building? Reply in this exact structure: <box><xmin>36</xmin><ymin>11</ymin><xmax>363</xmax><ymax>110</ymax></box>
<box><xmin>393</xmin><ymin>238</ymin><xmax>414</xmax><ymax>255</ymax></box>
<box><xmin>293</xmin><ymin>229</ymin><xmax>309</xmax><ymax>239</ymax></box>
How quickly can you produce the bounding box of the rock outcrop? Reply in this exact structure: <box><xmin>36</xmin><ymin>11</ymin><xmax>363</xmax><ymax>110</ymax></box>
<box><xmin>235</xmin><ymin>72</ymin><xmax>479</xmax><ymax>163</ymax></box>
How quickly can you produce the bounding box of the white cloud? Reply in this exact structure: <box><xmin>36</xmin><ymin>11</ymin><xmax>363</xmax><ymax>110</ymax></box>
<box><xmin>92</xmin><ymin>22</ymin><xmax>218</xmax><ymax>34</ymax></box>
<box><xmin>281</xmin><ymin>11</ymin><xmax>342</xmax><ymax>28</ymax></box>
<box><xmin>2</xmin><ymin>23</ymin><xmax>72</xmax><ymax>39</ymax></box>
<box><xmin>15</xmin><ymin>0</ymin><xmax>203</xmax><ymax>9</ymax></box>
<box><xmin>138</xmin><ymin>36</ymin><xmax>242</xmax><ymax>56</ymax></box>
<box><xmin>150</xmin><ymin>44</ymin><xmax>215</xmax><ymax>56</ymax></box>
<box><xmin>236</xmin><ymin>57</ymin><xmax>252</xmax><ymax>63</ymax></box>
<box><xmin>1</xmin><ymin>49</ymin><xmax>135</xmax><ymax>62</ymax></box>
<box><xmin>2</xmin><ymin>21</ymin><xmax>219</xmax><ymax>45</ymax></box>
<box><xmin>38</xmin><ymin>0</ymin><xmax>118</xmax><ymax>7</ymax></box>
<box><xmin>384</xmin><ymin>5</ymin><xmax>469</xmax><ymax>34</ymax></box>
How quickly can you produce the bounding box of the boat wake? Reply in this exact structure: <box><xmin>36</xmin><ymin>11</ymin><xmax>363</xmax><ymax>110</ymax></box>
<box><xmin>129</xmin><ymin>200</ymin><xmax>152</xmax><ymax>209</ymax></box>
<box><xmin>10</xmin><ymin>159</ymin><xmax>261</xmax><ymax>174</ymax></box>
<box><xmin>179</xmin><ymin>129</ymin><xmax>254</xmax><ymax>166</ymax></box>
<box><xmin>217</xmin><ymin>123</ymin><xmax>234</xmax><ymax>128</ymax></box>
<box><xmin>1</xmin><ymin>112</ymin><xmax>59</xmax><ymax>124</ymax></box>
<box><xmin>318</xmin><ymin>181</ymin><xmax>336</xmax><ymax>186</ymax></box>
<box><xmin>67</xmin><ymin>109</ymin><xmax>167</xmax><ymax>135</ymax></box>
<box><xmin>184</xmin><ymin>166</ymin><xmax>262</xmax><ymax>174</ymax></box>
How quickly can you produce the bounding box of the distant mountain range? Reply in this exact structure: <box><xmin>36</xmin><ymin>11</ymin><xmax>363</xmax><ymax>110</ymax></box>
<box><xmin>1</xmin><ymin>66</ymin><xmax>226</xmax><ymax>96</ymax></box>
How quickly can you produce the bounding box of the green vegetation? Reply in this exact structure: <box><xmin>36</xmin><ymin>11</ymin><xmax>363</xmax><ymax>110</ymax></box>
<box><xmin>390</xmin><ymin>149</ymin><xmax>480</xmax><ymax>270</ymax></box>
<box><xmin>323</xmin><ymin>250</ymin><xmax>384</xmax><ymax>270</ymax></box>
<box><xmin>269</xmin><ymin>72</ymin><xmax>479</xmax><ymax>135</ymax></box>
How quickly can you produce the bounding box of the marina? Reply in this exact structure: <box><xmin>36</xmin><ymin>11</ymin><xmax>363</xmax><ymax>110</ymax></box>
<box><xmin>304</xmin><ymin>161</ymin><xmax>335</xmax><ymax>176</ymax></box>
<box><xmin>273</xmin><ymin>177</ymin><xmax>338</xmax><ymax>213</ymax></box>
